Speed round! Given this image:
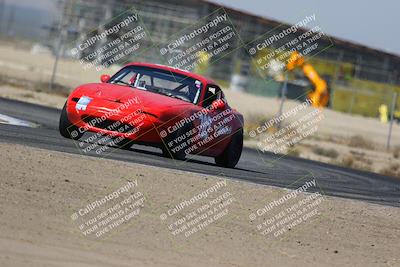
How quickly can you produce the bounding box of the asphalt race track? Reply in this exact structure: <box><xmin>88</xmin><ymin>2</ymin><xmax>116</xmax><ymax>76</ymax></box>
<box><xmin>0</xmin><ymin>97</ymin><xmax>399</xmax><ymax>207</ymax></box>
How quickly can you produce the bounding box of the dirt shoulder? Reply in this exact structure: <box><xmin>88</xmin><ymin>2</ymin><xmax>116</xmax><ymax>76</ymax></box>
<box><xmin>0</xmin><ymin>85</ymin><xmax>66</xmax><ymax>109</ymax></box>
<box><xmin>0</xmin><ymin>142</ymin><xmax>399</xmax><ymax>267</ymax></box>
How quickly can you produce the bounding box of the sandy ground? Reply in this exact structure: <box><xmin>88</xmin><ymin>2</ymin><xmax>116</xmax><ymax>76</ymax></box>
<box><xmin>0</xmin><ymin>85</ymin><xmax>66</xmax><ymax>109</ymax></box>
<box><xmin>0</xmin><ymin>143</ymin><xmax>399</xmax><ymax>267</ymax></box>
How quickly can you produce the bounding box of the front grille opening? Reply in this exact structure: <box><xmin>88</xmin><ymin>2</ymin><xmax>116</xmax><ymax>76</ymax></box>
<box><xmin>82</xmin><ymin>116</ymin><xmax>135</xmax><ymax>133</ymax></box>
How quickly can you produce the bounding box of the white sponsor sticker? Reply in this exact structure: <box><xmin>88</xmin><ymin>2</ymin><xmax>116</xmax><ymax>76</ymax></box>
<box><xmin>76</xmin><ymin>96</ymin><xmax>92</xmax><ymax>111</ymax></box>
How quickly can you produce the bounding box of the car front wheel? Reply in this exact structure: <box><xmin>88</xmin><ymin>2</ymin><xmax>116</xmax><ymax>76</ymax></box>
<box><xmin>161</xmin><ymin>123</ymin><xmax>191</xmax><ymax>160</ymax></box>
<box><xmin>59</xmin><ymin>102</ymin><xmax>83</xmax><ymax>140</ymax></box>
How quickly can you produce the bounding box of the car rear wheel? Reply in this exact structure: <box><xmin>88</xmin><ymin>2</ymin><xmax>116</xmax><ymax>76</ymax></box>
<box><xmin>114</xmin><ymin>138</ymin><xmax>133</xmax><ymax>150</ymax></box>
<box><xmin>59</xmin><ymin>102</ymin><xmax>83</xmax><ymax>140</ymax></box>
<box><xmin>215</xmin><ymin>128</ymin><xmax>243</xmax><ymax>168</ymax></box>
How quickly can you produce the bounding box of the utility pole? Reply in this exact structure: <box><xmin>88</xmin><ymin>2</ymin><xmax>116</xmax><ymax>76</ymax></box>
<box><xmin>0</xmin><ymin>0</ymin><xmax>5</xmax><ymax>35</ymax></box>
<box><xmin>386</xmin><ymin>92</ymin><xmax>398</xmax><ymax>151</ymax></box>
<box><xmin>6</xmin><ymin>4</ymin><xmax>15</xmax><ymax>37</ymax></box>
<box><xmin>331</xmin><ymin>50</ymin><xmax>344</xmax><ymax>110</ymax></box>
<box><xmin>333</xmin><ymin>50</ymin><xmax>344</xmax><ymax>84</ymax></box>
<box><xmin>348</xmin><ymin>55</ymin><xmax>362</xmax><ymax>114</ymax></box>
<box><xmin>277</xmin><ymin>72</ymin><xmax>288</xmax><ymax>129</ymax></box>
<box><xmin>49</xmin><ymin>0</ymin><xmax>70</xmax><ymax>91</ymax></box>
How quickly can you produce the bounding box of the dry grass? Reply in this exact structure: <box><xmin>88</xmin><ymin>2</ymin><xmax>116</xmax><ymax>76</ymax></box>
<box><xmin>341</xmin><ymin>155</ymin><xmax>355</xmax><ymax>168</ymax></box>
<box><xmin>20</xmin><ymin>92</ymin><xmax>34</xmax><ymax>98</ymax></box>
<box><xmin>0</xmin><ymin>74</ymin><xmax>70</xmax><ymax>97</ymax></box>
<box><xmin>312</xmin><ymin>146</ymin><xmax>339</xmax><ymax>159</ymax></box>
<box><xmin>333</xmin><ymin>150</ymin><xmax>399</xmax><ymax>178</ymax></box>
<box><xmin>393</xmin><ymin>146</ymin><xmax>400</xmax><ymax>159</ymax></box>
<box><xmin>287</xmin><ymin>147</ymin><xmax>301</xmax><ymax>157</ymax></box>
<box><xmin>243</xmin><ymin>113</ymin><xmax>277</xmax><ymax>140</ymax></box>
<box><xmin>380</xmin><ymin>163</ymin><xmax>400</xmax><ymax>178</ymax></box>
<box><xmin>348</xmin><ymin>135</ymin><xmax>374</xmax><ymax>150</ymax></box>
<box><xmin>349</xmin><ymin>150</ymin><xmax>373</xmax><ymax>165</ymax></box>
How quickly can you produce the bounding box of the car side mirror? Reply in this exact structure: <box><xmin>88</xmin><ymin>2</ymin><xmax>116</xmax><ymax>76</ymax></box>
<box><xmin>211</xmin><ymin>99</ymin><xmax>225</xmax><ymax>110</ymax></box>
<box><xmin>100</xmin><ymin>74</ymin><xmax>110</xmax><ymax>83</ymax></box>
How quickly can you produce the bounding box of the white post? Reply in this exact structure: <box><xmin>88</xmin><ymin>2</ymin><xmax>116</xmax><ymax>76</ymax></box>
<box><xmin>386</xmin><ymin>92</ymin><xmax>398</xmax><ymax>151</ymax></box>
<box><xmin>49</xmin><ymin>0</ymin><xmax>68</xmax><ymax>91</ymax></box>
<box><xmin>277</xmin><ymin>72</ymin><xmax>288</xmax><ymax>129</ymax></box>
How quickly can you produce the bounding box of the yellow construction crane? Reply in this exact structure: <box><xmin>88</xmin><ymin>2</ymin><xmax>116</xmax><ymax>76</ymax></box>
<box><xmin>286</xmin><ymin>51</ymin><xmax>329</xmax><ymax>108</ymax></box>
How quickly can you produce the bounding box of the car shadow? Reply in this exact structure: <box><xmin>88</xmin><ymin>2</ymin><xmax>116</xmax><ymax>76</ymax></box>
<box><xmin>79</xmin><ymin>137</ymin><xmax>268</xmax><ymax>175</ymax></box>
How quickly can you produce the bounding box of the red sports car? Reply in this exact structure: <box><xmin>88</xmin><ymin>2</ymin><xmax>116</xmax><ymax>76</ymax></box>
<box><xmin>59</xmin><ymin>62</ymin><xmax>244</xmax><ymax>168</ymax></box>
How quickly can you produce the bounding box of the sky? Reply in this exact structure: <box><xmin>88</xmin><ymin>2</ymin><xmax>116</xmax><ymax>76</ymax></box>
<box><xmin>212</xmin><ymin>0</ymin><xmax>399</xmax><ymax>55</ymax></box>
<box><xmin>3</xmin><ymin>0</ymin><xmax>400</xmax><ymax>55</ymax></box>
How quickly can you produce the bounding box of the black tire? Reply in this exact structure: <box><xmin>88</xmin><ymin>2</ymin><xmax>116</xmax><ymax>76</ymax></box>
<box><xmin>161</xmin><ymin>123</ymin><xmax>191</xmax><ymax>160</ymax></box>
<box><xmin>59</xmin><ymin>102</ymin><xmax>83</xmax><ymax>140</ymax></box>
<box><xmin>215</xmin><ymin>128</ymin><xmax>243</xmax><ymax>168</ymax></box>
<box><xmin>114</xmin><ymin>138</ymin><xmax>133</xmax><ymax>150</ymax></box>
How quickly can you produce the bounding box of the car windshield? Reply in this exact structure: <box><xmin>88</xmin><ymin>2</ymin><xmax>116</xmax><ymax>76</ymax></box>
<box><xmin>109</xmin><ymin>66</ymin><xmax>202</xmax><ymax>104</ymax></box>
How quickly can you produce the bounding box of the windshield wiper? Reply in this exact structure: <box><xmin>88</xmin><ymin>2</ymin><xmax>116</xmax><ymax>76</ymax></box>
<box><xmin>154</xmin><ymin>90</ymin><xmax>170</xmax><ymax>97</ymax></box>
<box><xmin>113</xmin><ymin>80</ymin><xmax>134</xmax><ymax>87</ymax></box>
<box><xmin>169</xmin><ymin>95</ymin><xmax>186</xmax><ymax>100</ymax></box>
<box><xmin>145</xmin><ymin>89</ymin><xmax>190</xmax><ymax>102</ymax></box>
<box><xmin>158</xmin><ymin>91</ymin><xmax>189</xmax><ymax>102</ymax></box>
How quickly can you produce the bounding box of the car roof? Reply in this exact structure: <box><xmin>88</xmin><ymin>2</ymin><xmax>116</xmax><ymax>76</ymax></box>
<box><xmin>124</xmin><ymin>62</ymin><xmax>218</xmax><ymax>86</ymax></box>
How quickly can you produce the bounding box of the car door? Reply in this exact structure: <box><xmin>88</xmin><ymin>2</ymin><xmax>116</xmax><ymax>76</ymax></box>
<box><xmin>196</xmin><ymin>85</ymin><xmax>233</xmax><ymax>155</ymax></box>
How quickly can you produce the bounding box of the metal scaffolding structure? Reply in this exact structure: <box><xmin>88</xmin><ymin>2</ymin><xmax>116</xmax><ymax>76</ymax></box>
<box><xmin>52</xmin><ymin>0</ymin><xmax>400</xmax><ymax>85</ymax></box>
